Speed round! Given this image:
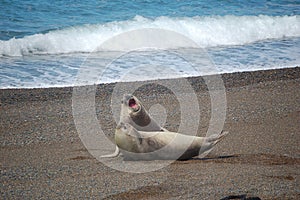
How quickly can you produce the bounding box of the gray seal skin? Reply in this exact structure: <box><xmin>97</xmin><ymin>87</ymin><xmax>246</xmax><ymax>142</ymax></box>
<box><xmin>115</xmin><ymin>122</ymin><xmax>228</xmax><ymax>161</ymax></box>
<box><xmin>100</xmin><ymin>94</ymin><xmax>168</xmax><ymax>158</ymax></box>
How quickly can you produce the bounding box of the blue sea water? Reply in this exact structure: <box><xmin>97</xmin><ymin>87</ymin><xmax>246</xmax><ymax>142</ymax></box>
<box><xmin>0</xmin><ymin>0</ymin><xmax>300</xmax><ymax>88</ymax></box>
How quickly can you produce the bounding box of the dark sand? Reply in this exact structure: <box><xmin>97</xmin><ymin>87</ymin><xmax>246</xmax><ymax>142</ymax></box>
<box><xmin>1</xmin><ymin>67</ymin><xmax>299</xmax><ymax>199</ymax></box>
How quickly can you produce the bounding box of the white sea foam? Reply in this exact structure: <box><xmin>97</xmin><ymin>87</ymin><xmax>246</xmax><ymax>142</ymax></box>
<box><xmin>1</xmin><ymin>15</ymin><xmax>300</xmax><ymax>56</ymax></box>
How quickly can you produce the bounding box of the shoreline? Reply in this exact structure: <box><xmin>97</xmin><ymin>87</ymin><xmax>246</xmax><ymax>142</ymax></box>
<box><xmin>1</xmin><ymin>66</ymin><xmax>299</xmax><ymax>102</ymax></box>
<box><xmin>1</xmin><ymin>66</ymin><xmax>299</xmax><ymax>91</ymax></box>
<box><xmin>1</xmin><ymin>67</ymin><xmax>299</xmax><ymax>199</ymax></box>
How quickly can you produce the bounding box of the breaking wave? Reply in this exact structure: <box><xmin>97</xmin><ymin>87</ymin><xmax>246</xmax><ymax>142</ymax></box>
<box><xmin>1</xmin><ymin>15</ymin><xmax>300</xmax><ymax>56</ymax></box>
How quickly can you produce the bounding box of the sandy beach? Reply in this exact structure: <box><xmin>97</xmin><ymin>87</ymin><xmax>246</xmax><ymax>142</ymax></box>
<box><xmin>1</xmin><ymin>67</ymin><xmax>299</xmax><ymax>199</ymax></box>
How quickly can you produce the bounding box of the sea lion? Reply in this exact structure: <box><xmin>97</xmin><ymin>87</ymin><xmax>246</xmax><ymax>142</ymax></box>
<box><xmin>100</xmin><ymin>94</ymin><xmax>168</xmax><ymax>158</ymax></box>
<box><xmin>115</xmin><ymin>122</ymin><xmax>228</xmax><ymax>161</ymax></box>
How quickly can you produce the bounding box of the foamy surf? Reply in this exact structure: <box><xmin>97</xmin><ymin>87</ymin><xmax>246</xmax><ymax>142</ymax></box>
<box><xmin>1</xmin><ymin>15</ymin><xmax>300</xmax><ymax>56</ymax></box>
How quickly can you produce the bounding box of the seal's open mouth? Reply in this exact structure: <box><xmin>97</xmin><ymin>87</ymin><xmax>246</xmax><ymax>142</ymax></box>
<box><xmin>128</xmin><ymin>98</ymin><xmax>139</xmax><ymax>111</ymax></box>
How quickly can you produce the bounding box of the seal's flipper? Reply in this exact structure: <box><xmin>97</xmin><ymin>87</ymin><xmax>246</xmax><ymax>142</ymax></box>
<box><xmin>195</xmin><ymin>131</ymin><xmax>229</xmax><ymax>158</ymax></box>
<box><xmin>206</xmin><ymin>131</ymin><xmax>229</xmax><ymax>145</ymax></box>
<box><xmin>100</xmin><ymin>146</ymin><xmax>120</xmax><ymax>158</ymax></box>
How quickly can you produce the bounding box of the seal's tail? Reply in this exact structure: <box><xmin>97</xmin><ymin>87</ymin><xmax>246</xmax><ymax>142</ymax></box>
<box><xmin>196</xmin><ymin>131</ymin><xmax>229</xmax><ymax>158</ymax></box>
<box><xmin>206</xmin><ymin>130</ymin><xmax>229</xmax><ymax>146</ymax></box>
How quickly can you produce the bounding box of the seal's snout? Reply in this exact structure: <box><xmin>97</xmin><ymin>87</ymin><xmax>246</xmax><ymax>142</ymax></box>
<box><xmin>128</xmin><ymin>98</ymin><xmax>136</xmax><ymax>108</ymax></box>
<box><xmin>128</xmin><ymin>98</ymin><xmax>140</xmax><ymax>112</ymax></box>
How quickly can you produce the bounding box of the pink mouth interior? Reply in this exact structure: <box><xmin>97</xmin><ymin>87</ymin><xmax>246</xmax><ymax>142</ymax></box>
<box><xmin>129</xmin><ymin>98</ymin><xmax>138</xmax><ymax>109</ymax></box>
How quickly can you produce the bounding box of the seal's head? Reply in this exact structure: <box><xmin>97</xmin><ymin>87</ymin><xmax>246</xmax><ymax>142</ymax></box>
<box><xmin>115</xmin><ymin>122</ymin><xmax>142</xmax><ymax>153</ymax></box>
<box><xmin>122</xmin><ymin>94</ymin><xmax>141</xmax><ymax>114</ymax></box>
<box><xmin>120</xmin><ymin>94</ymin><xmax>152</xmax><ymax>127</ymax></box>
<box><xmin>119</xmin><ymin>94</ymin><xmax>167</xmax><ymax>132</ymax></box>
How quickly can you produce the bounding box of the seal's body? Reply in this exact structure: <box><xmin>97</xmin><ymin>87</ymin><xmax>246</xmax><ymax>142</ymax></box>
<box><xmin>115</xmin><ymin>123</ymin><xmax>228</xmax><ymax>160</ymax></box>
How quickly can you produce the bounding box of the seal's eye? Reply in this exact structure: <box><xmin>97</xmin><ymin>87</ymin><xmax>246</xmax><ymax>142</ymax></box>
<box><xmin>121</xmin><ymin>124</ymin><xmax>127</xmax><ymax>131</ymax></box>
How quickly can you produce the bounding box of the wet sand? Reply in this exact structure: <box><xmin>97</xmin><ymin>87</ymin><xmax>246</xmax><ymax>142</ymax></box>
<box><xmin>1</xmin><ymin>67</ymin><xmax>299</xmax><ymax>199</ymax></box>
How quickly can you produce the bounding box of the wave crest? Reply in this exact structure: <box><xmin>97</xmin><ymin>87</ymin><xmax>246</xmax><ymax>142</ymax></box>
<box><xmin>1</xmin><ymin>15</ymin><xmax>300</xmax><ymax>56</ymax></box>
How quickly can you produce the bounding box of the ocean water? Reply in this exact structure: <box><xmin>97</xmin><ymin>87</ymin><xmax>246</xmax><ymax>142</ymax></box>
<box><xmin>0</xmin><ymin>0</ymin><xmax>300</xmax><ymax>88</ymax></box>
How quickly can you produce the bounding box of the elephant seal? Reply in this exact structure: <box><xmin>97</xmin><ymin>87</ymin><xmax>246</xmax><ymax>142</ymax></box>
<box><xmin>100</xmin><ymin>94</ymin><xmax>168</xmax><ymax>158</ymax></box>
<box><xmin>115</xmin><ymin>122</ymin><xmax>228</xmax><ymax>160</ymax></box>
